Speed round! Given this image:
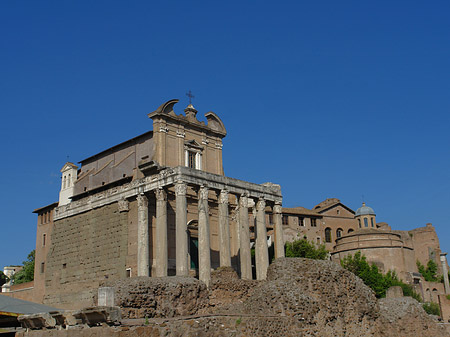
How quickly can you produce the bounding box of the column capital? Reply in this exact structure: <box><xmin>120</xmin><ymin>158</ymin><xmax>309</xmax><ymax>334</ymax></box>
<box><xmin>256</xmin><ymin>198</ymin><xmax>266</xmax><ymax>211</ymax></box>
<box><xmin>273</xmin><ymin>202</ymin><xmax>282</xmax><ymax>214</ymax></box>
<box><xmin>137</xmin><ymin>194</ymin><xmax>148</xmax><ymax>208</ymax></box>
<box><xmin>155</xmin><ymin>188</ymin><xmax>167</xmax><ymax>201</ymax></box>
<box><xmin>118</xmin><ymin>198</ymin><xmax>129</xmax><ymax>212</ymax></box>
<box><xmin>239</xmin><ymin>193</ymin><xmax>248</xmax><ymax>207</ymax></box>
<box><xmin>219</xmin><ymin>189</ymin><xmax>229</xmax><ymax>204</ymax></box>
<box><xmin>199</xmin><ymin>185</ymin><xmax>209</xmax><ymax>201</ymax></box>
<box><xmin>175</xmin><ymin>181</ymin><xmax>187</xmax><ymax>196</ymax></box>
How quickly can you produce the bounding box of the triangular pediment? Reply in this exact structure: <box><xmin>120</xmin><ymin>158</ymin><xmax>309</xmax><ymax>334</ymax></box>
<box><xmin>184</xmin><ymin>139</ymin><xmax>203</xmax><ymax>149</ymax></box>
<box><xmin>60</xmin><ymin>162</ymin><xmax>78</xmax><ymax>172</ymax></box>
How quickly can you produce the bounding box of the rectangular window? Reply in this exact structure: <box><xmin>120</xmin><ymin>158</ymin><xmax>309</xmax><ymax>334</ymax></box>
<box><xmin>282</xmin><ymin>215</ymin><xmax>289</xmax><ymax>225</ymax></box>
<box><xmin>268</xmin><ymin>214</ymin><xmax>273</xmax><ymax>225</ymax></box>
<box><xmin>42</xmin><ymin>234</ymin><xmax>46</xmax><ymax>247</ymax></box>
<box><xmin>41</xmin><ymin>262</ymin><xmax>45</xmax><ymax>274</ymax></box>
<box><xmin>126</xmin><ymin>268</ymin><xmax>131</xmax><ymax>278</ymax></box>
<box><xmin>188</xmin><ymin>151</ymin><xmax>196</xmax><ymax>168</ymax></box>
<box><xmin>298</xmin><ymin>217</ymin><xmax>304</xmax><ymax>226</ymax></box>
<box><xmin>311</xmin><ymin>218</ymin><xmax>317</xmax><ymax>227</ymax></box>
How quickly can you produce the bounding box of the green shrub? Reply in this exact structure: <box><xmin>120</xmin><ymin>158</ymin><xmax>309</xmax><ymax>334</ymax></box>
<box><xmin>341</xmin><ymin>252</ymin><xmax>421</xmax><ymax>301</ymax></box>
<box><xmin>422</xmin><ymin>302</ymin><xmax>440</xmax><ymax>316</ymax></box>
<box><xmin>285</xmin><ymin>237</ymin><xmax>328</xmax><ymax>260</ymax></box>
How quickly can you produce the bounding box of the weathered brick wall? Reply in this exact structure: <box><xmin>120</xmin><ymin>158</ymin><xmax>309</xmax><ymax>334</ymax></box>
<box><xmin>44</xmin><ymin>203</ymin><xmax>128</xmax><ymax>309</ymax></box>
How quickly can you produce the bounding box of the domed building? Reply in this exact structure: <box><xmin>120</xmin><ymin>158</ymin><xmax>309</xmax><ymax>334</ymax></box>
<box><xmin>355</xmin><ymin>202</ymin><xmax>376</xmax><ymax>229</ymax></box>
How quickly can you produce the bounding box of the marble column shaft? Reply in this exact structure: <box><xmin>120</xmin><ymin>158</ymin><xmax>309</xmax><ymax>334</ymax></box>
<box><xmin>239</xmin><ymin>194</ymin><xmax>252</xmax><ymax>280</ymax></box>
<box><xmin>273</xmin><ymin>202</ymin><xmax>285</xmax><ymax>259</ymax></box>
<box><xmin>155</xmin><ymin>188</ymin><xmax>168</xmax><ymax>277</ymax></box>
<box><xmin>175</xmin><ymin>182</ymin><xmax>189</xmax><ymax>276</ymax></box>
<box><xmin>198</xmin><ymin>186</ymin><xmax>211</xmax><ymax>287</ymax></box>
<box><xmin>441</xmin><ymin>254</ymin><xmax>450</xmax><ymax>294</ymax></box>
<box><xmin>218</xmin><ymin>190</ymin><xmax>231</xmax><ymax>267</ymax></box>
<box><xmin>137</xmin><ymin>194</ymin><xmax>149</xmax><ymax>276</ymax></box>
<box><xmin>255</xmin><ymin>198</ymin><xmax>269</xmax><ymax>280</ymax></box>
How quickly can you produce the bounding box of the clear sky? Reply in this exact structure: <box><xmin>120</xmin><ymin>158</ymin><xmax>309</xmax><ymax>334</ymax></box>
<box><xmin>1</xmin><ymin>1</ymin><xmax>449</xmax><ymax>269</ymax></box>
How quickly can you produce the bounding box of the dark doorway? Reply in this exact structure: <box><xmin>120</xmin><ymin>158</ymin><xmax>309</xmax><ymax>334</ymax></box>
<box><xmin>189</xmin><ymin>236</ymin><xmax>199</xmax><ymax>270</ymax></box>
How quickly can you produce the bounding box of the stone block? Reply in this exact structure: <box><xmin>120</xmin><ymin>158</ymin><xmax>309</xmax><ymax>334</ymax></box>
<box><xmin>98</xmin><ymin>287</ymin><xmax>115</xmax><ymax>306</ymax></box>
<box><xmin>73</xmin><ymin>306</ymin><xmax>121</xmax><ymax>326</ymax></box>
<box><xmin>18</xmin><ymin>312</ymin><xmax>57</xmax><ymax>329</ymax></box>
<box><xmin>386</xmin><ymin>286</ymin><xmax>403</xmax><ymax>299</ymax></box>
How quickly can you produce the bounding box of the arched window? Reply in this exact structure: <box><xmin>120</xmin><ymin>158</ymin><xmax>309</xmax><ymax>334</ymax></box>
<box><xmin>68</xmin><ymin>174</ymin><xmax>71</xmax><ymax>187</ymax></box>
<box><xmin>336</xmin><ymin>228</ymin><xmax>343</xmax><ymax>238</ymax></box>
<box><xmin>63</xmin><ymin>176</ymin><xmax>66</xmax><ymax>189</ymax></box>
<box><xmin>348</xmin><ymin>229</ymin><xmax>354</xmax><ymax>233</ymax></box>
<box><xmin>364</xmin><ymin>218</ymin><xmax>368</xmax><ymax>227</ymax></box>
<box><xmin>358</xmin><ymin>219</ymin><xmax>361</xmax><ymax>228</ymax></box>
<box><xmin>371</xmin><ymin>217</ymin><xmax>374</xmax><ymax>227</ymax></box>
<box><xmin>325</xmin><ymin>227</ymin><xmax>332</xmax><ymax>243</ymax></box>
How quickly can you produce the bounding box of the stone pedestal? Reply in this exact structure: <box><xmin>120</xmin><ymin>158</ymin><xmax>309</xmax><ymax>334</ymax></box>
<box><xmin>239</xmin><ymin>194</ymin><xmax>252</xmax><ymax>280</ymax></box>
<box><xmin>155</xmin><ymin>188</ymin><xmax>168</xmax><ymax>277</ymax></box>
<box><xmin>137</xmin><ymin>194</ymin><xmax>149</xmax><ymax>276</ymax></box>
<box><xmin>175</xmin><ymin>182</ymin><xmax>189</xmax><ymax>276</ymax></box>
<box><xmin>218</xmin><ymin>189</ymin><xmax>231</xmax><ymax>267</ymax></box>
<box><xmin>273</xmin><ymin>202</ymin><xmax>285</xmax><ymax>259</ymax></box>
<box><xmin>198</xmin><ymin>186</ymin><xmax>211</xmax><ymax>287</ymax></box>
<box><xmin>255</xmin><ymin>198</ymin><xmax>269</xmax><ymax>280</ymax></box>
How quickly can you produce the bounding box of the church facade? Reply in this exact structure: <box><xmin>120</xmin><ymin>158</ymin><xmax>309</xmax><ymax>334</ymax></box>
<box><xmin>32</xmin><ymin>99</ymin><xmax>284</xmax><ymax>309</ymax></box>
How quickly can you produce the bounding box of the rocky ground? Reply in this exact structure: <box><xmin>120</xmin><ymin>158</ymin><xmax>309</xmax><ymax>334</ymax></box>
<box><xmin>18</xmin><ymin>258</ymin><xmax>449</xmax><ymax>336</ymax></box>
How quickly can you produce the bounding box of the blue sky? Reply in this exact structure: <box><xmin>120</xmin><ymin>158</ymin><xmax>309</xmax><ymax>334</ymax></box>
<box><xmin>1</xmin><ymin>1</ymin><xmax>449</xmax><ymax>269</ymax></box>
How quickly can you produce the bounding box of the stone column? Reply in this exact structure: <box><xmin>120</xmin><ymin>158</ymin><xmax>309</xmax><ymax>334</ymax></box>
<box><xmin>273</xmin><ymin>202</ymin><xmax>285</xmax><ymax>259</ymax></box>
<box><xmin>440</xmin><ymin>253</ymin><xmax>450</xmax><ymax>294</ymax></box>
<box><xmin>218</xmin><ymin>189</ymin><xmax>231</xmax><ymax>267</ymax></box>
<box><xmin>239</xmin><ymin>194</ymin><xmax>252</xmax><ymax>280</ymax></box>
<box><xmin>255</xmin><ymin>198</ymin><xmax>269</xmax><ymax>280</ymax></box>
<box><xmin>175</xmin><ymin>182</ymin><xmax>189</xmax><ymax>276</ymax></box>
<box><xmin>137</xmin><ymin>194</ymin><xmax>149</xmax><ymax>276</ymax></box>
<box><xmin>155</xmin><ymin>188</ymin><xmax>168</xmax><ymax>277</ymax></box>
<box><xmin>198</xmin><ymin>186</ymin><xmax>211</xmax><ymax>287</ymax></box>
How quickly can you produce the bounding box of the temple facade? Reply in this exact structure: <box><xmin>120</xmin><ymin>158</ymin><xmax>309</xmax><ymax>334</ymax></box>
<box><xmin>31</xmin><ymin>99</ymin><xmax>283</xmax><ymax>309</ymax></box>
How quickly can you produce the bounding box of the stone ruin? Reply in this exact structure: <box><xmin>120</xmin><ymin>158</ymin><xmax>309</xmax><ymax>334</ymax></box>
<box><xmin>16</xmin><ymin>258</ymin><xmax>450</xmax><ymax>336</ymax></box>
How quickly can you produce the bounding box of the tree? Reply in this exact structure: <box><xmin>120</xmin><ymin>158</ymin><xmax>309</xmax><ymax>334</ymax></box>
<box><xmin>11</xmin><ymin>250</ymin><xmax>35</xmax><ymax>285</ymax></box>
<box><xmin>417</xmin><ymin>260</ymin><xmax>439</xmax><ymax>282</ymax></box>
<box><xmin>285</xmin><ymin>237</ymin><xmax>328</xmax><ymax>260</ymax></box>
<box><xmin>0</xmin><ymin>270</ymin><xmax>8</xmax><ymax>287</ymax></box>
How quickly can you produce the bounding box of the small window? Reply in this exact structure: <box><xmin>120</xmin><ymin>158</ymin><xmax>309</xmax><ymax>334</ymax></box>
<box><xmin>41</xmin><ymin>262</ymin><xmax>45</xmax><ymax>274</ymax></box>
<box><xmin>126</xmin><ymin>268</ymin><xmax>131</xmax><ymax>278</ymax></box>
<box><xmin>68</xmin><ymin>174</ymin><xmax>71</xmax><ymax>187</ymax></box>
<box><xmin>325</xmin><ymin>228</ymin><xmax>332</xmax><ymax>243</ymax></box>
<box><xmin>62</xmin><ymin>263</ymin><xmax>67</xmax><ymax>269</ymax></box>
<box><xmin>364</xmin><ymin>218</ymin><xmax>368</xmax><ymax>227</ymax></box>
<box><xmin>268</xmin><ymin>214</ymin><xmax>273</xmax><ymax>225</ymax></box>
<box><xmin>298</xmin><ymin>217</ymin><xmax>304</xmax><ymax>226</ymax></box>
<box><xmin>316</xmin><ymin>237</ymin><xmax>320</xmax><ymax>244</ymax></box>
<box><xmin>371</xmin><ymin>217</ymin><xmax>374</xmax><ymax>227</ymax></box>
<box><xmin>282</xmin><ymin>215</ymin><xmax>289</xmax><ymax>225</ymax></box>
<box><xmin>63</xmin><ymin>176</ymin><xmax>66</xmax><ymax>189</ymax></box>
<box><xmin>188</xmin><ymin>151</ymin><xmax>196</xmax><ymax>168</ymax></box>
<box><xmin>348</xmin><ymin>229</ymin><xmax>354</xmax><ymax>233</ymax></box>
<box><xmin>358</xmin><ymin>219</ymin><xmax>361</xmax><ymax>228</ymax></box>
<box><xmin>336</xmin><ymin>228</ymin><xmax>343</xmax><ymax>238</ymax></box>
<box><xmin>337</xmin><ymin>209</ymin><xmax>340</xmax><ymax>215</ymax></box>
<box><xmin>311</xmin><ymin>218</ymin><xmax>317</xmax><ymax>227</ymax></box>
<box><xmin>42</xmin><ymin>234</ymin><xmax>46</xmax><ymax>247</ymax></box>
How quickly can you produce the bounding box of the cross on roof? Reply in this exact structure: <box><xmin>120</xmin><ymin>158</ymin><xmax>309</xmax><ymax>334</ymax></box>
<box><xmin>186</xmin><ymin>90</ymin><xmax>195</xmax><ymax>104</ymax></box>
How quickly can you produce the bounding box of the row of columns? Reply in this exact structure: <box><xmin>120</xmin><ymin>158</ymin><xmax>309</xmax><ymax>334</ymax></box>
<box><xmin>135</xmin><ymin>183</ymin><xmax>284</xmax><ymax>286</ymax></box>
